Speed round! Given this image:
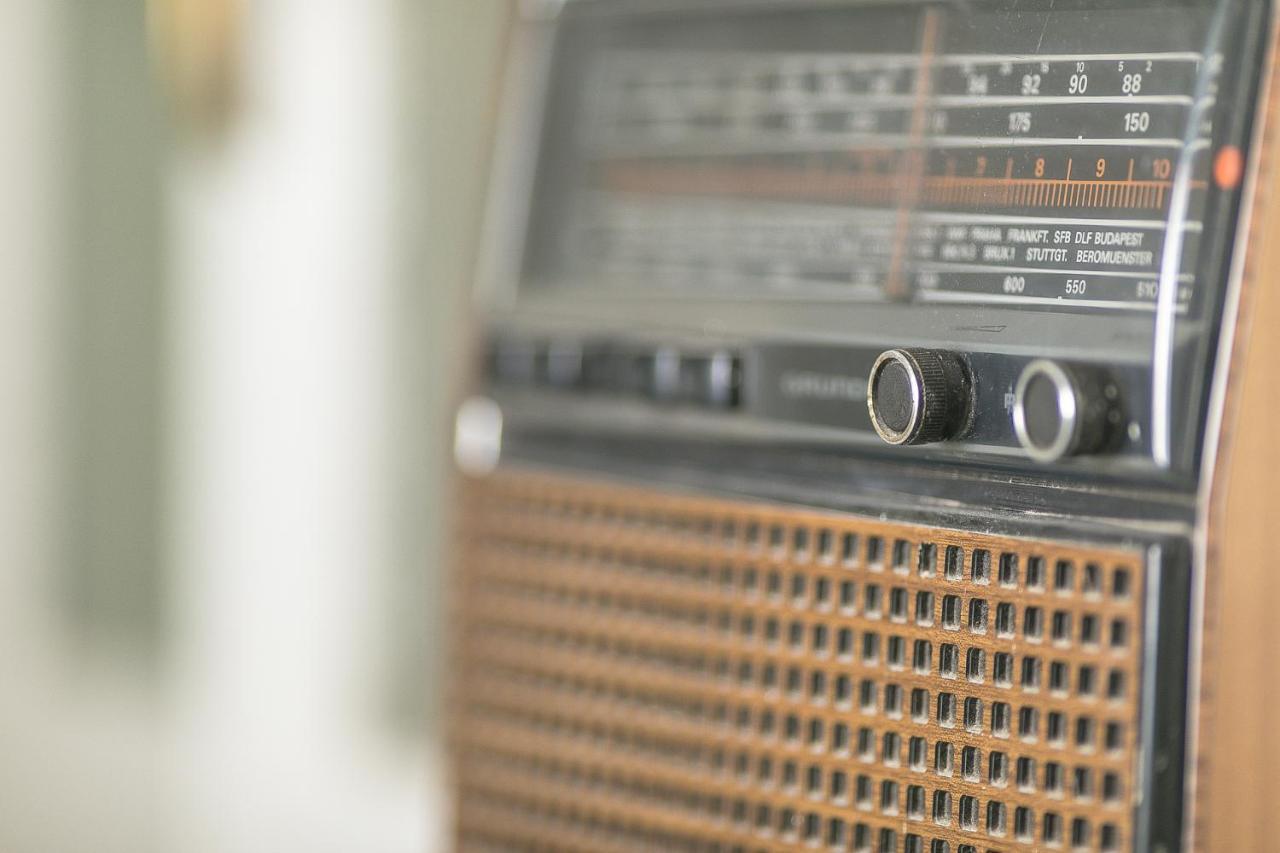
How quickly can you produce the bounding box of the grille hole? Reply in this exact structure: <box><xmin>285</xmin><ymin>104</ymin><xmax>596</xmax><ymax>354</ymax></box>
<box><xmin>1050</xmin><ymin>661</ymin><xmax>1070</xmax><ymax>693</ymax></box>
<box><xmin>916</xmin><ymin>591</ymin><xmax>935</xmax><ymax>625</ymax></box>
<box><xmin>866</xmin><ymin>536</ymin><xmax>884</xmax><ymax>567</ymax></box>
<box><xmin>833</xmin><ymin>722</ymin><xmax>850</xmax><ymax>754</ymax></box>
<box><xmin>890</xmin><ymin>588</ymin><xmax>909</xmax><ymax>621</ymax></box>
<box><xmin>1083</xmin><ymin>562</ymin><xmax>1102</xmax><ymax>594</ymax></box>
<box><xmin>814</xmin><ymin>577</ymin><xmax>832</xmax><ymax>609</ymax></box>
<box><xmin>918</xmin><ymin>543</ymin><xmax>937</xmax><ymax>577</ymax></box>
<box><xmin>839</xmin><ymin>580</ymin><xmax>856</xmax><ymax>612</ymax></box>
<box><xmin>913</xmin><ymin>639</ymin><xmax>932</xmax><ymax>674</ymax></box>
<box><xmin>906</xmin><ymin>785</ymin><xmax>926</xmax><ymax>819</ymax></box>
<box><xmin>892</xmin><ymin>540</ymin><xmax>911</xmax><ymax>572</ymax></box>
<box><xmin>935</xmin><ymin>741</ymin><xmax>954</xmax><ymax>775</ymax></box>
<box><xmin>989</xmin><ymin>750</ymin><xmax>1008</xmax><ymax>785</ymax></box>
<box><xmin>856</xmin><ymin>775</ymin><xmax>873</xmax><ymax>807</ymax></box>
<box><xmin>1045</xmin><ymin>761</ymin><xmax>1064</xmax><ymax>793</ymax></box>
<box><xmin>968</xmin><ymin>599</ymin><xmax>989</xmax><ymax>633</ymax></box>
<box><xmin>858</xmin><ymin>728</ymin><xmax>875</xmax><ymax>760</ymax></box>
<box><xmin>884</xmin><ymin>684</ymin><xmax>902</xmax><ymax>717</ymax></box>
<box><xmin>841</xmin><ymin>531</ymin><xmax>859</xmax><ymax>565</ymax></box>
<box><xmin>865</xmin><ymin>584</ymin><xmax>883</xmax><ymax>617</ymax></box>
<box><xmin>769</xmin><ymin>524</ymin><xmax>785</xmax><ymax>554</ymax></box>
<box><xmin>831</xmin><ymin>770</ymin><xmax>849</xmax><ymax>801</ymax></box>
<box><xmin>817</xmin><ymin>528</ymin><xmax>835</xmax><ymax>562</ymax></box>
<box><xmin>1014</xmin><ymin>806</ymin><xmax>1035</xmax><ymax>841</ymax></box>
<box><xmin>1079</xmin><ymin>664</ymin><xmax>1096</xmax><ymax>696</ymax></box>
<box><xmin>909</xmin><ymin>736</ymin><xmax>927</xmax><ymax>770</ymax></box>
<box><xmin>1044</xmin><ymin>812</ymin><xmax>1064</xmax><ymax>845</ymax></box>
<box><xmin>1027</xmin><ymin>556</ymin><xmax>1046</xmax><ymax>589</ymax></box>
<box><xmin>966</xmin><ymin>648</ymin><xmax>986</xmax><ymax>683</ymax></box>
<box><xmin>939</xmin><ymin>643</ymin><xmax>959</xmax><ymax>678</ymax></box>
<box><xmin>1074</xmin><ymin>766</ymin><xmax>1094</xmax><ymax>800</ymax></box>
<box><xmin>938</xmin><ymin>692</ymin><xmax>956</xmax><ymax>727</ymax></box>
<box><xmin>945</xmin><ymin>546</ymin><xmax>964</xmax><ymax>580</ymax></box>
<box><xmin>993</xmin><ymin>652</ymin><xmax>1014</xmax><ymax>686</ymax></box>
<box><xmin>837</xmin><ymin>627</ymin><xmax>854</xmax><ymax>659</ymax></box>
<box><xmin>932</xmin><ymin>790</ymin><xmax>952</xmax><ymax>824</ymax></box>
<box><xmin>880</xmin><ymin>780</ymin><xmax>898</xmax><ymax>813</ymax></box>
<box><xmin>964</xmin><ymin>696</ymin><xmax>984</xmax><ymax>732</ymax></box>
<box><xmin>999</xmin><ymin>552</ymin><xmax>1019</xmax><ymax>586</ymax></box>
<box><xmin>791</xmin><ymin>573</ymin><xmax>807</xmax><ymax>605</ymax></box>
<box><xmin>941</xmin><ymin>595</ymin><xmax>962</xmax><ymax>629</ymax></box>
<box><xmin>1022</xmin><ymin>656</ymin><xmax>1042</xmax><ymax>690</ymax></box>
<box><xmin>911</xmin><ymin>688</ymin><xmax>930</xmax><ymax>722</ymax></box>
<box><xmin>1019</xmin><ymin>707</ymin><xmax>1040</xmax><ymax>740</ymax></box>
<box><xmin>1017</xmin><ymin>757</ymin><xmax>1037</xmax><ymax>791</ymax></box>
<box><xmin>1024</xmin><ymin>606</ymin><xmax>1045</xmax><ymax>640</ymax></box>
<box><xmin>996</xmin><ymin>602</ymin><xmax>1016</xmax><ymax>636</ymax></box>
<box><xmin>1111</xmin><ymin>618</ymin><xmax>1129</xmax><ymax>648</ymax></box>
<box><xmin>1052</xmin><ymin>610</ymin><xmax>1073</xmax><ymax>643</ymax></box>
<box><xmin>793</xmin><ymin>527</ymin><xmax>811</xmax><ymax>561</ymax></box>
<box><xmin>1055</xmin><ymin>560</ymin><xmax>1075</xmax><ymax>593</ymax></box>
<box><xmin>961</xmin><ymin>745</ymin><xmax>981</xmax><ymax>781</ymax></box>
<box><xmin>992</xmin><ymin>701</ymin><xmax>1011</xmax><ymax>736</ymax></box>
<box><xmin>1108</xmin><ymin>668</ymin><xmax>1127</xmax><ymax>699</ymax></box>
<box><xmin>987</xmin><ymin>800</ymin><xmax>1007</xmax><ymax>834</ymax></box>
<box><xmin>971</xmin><ymin>549</ymin><xmax>992</xmax><ymax>584</ymax></box>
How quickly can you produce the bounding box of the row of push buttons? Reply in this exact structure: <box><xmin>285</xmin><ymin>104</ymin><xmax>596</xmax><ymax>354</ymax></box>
<box><xmin>489</xmin><ymin>339</ymin><xmax>743</xmax><ymax>410</ymax></box>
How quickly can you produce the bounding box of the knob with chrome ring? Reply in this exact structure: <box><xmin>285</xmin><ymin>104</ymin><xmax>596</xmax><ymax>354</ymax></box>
<box><xmin>867</xmin><ymin>348</ymin><xmax>974</xmax><ymax>446</ymax></box>
<box><xmin>1012</xmin><ymin>359</ymin><xmax>1124</xmax><ymax>463</ymax></box>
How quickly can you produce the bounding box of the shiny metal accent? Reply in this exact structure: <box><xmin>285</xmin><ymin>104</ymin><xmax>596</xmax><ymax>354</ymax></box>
<box><xmin>454</xmin><ymin>396</ymin><xmax>504</xmax><ymax>475</ymax></box>
<box><xmin>1013</xmin><ymin>359</ymin><xmax>1083</xmax><ymax>463</ymax></box>
<box><xmin>867</xmin><ymin>349</ymin><xmax>923</xmax><ymax>445</ymax></box>
<box><xmin>706</xmin><ymin>350</ymin><xmax>739</xmax><ymax>408</ymax></box>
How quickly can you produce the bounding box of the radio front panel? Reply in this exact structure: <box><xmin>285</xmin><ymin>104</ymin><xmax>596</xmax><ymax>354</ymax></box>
<box><xmin>485</xmin><ymin>0</ymin><xmax>1267</xmax><ymax>482</ymax></box>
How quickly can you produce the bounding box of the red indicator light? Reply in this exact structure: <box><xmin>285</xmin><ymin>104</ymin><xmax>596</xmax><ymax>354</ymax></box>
<box><xmin>1214</xmin><ymin>145</ymin><xmax>1245</xmax><ymax>190</ymax></box>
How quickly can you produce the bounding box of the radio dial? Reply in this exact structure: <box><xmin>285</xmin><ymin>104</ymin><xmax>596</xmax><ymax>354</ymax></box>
<box><xmin>867</xmin><ymin>349</ymin><xmax>973</xmax><ymax>446</ymax></box>
<box><xmin>1013</xmin><ymin>360</ymin><xmax>1124</xmax><ymax>463</ymax></box>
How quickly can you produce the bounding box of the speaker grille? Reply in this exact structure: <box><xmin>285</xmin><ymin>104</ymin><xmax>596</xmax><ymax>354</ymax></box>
<box><xmin>454</xmin><ymin>469</ymin><xmax>1145</xmax><ymax>853</ymax></box>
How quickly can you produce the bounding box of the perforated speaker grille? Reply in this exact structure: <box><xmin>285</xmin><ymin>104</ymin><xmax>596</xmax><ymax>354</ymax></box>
<box><xmin>453</xmin><ymin>469</ymin><xmax>1146</xmax><ymax>853</ymax></box>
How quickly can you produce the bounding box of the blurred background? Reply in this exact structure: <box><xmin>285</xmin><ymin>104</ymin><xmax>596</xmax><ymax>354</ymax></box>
<box><xmin>0</xmin><ymin>0</ymin><xmax>511</xmax><ymax>849</ymax></box>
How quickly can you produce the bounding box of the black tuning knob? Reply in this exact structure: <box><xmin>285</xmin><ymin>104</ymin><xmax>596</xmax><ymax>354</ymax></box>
<box><xmin>867</xmin><ymin>348</ymin><xmax>973</xmax><ymax>446</ymax></box>
<box><xmin>1012</xmin><ymin>360</ymin><xmax>1124</xmax><ymax>463</ymax></box>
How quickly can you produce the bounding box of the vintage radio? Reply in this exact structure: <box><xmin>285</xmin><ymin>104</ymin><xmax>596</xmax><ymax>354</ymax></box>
<box><xmin>449</xmin><ymin>0</ymin><xmax>1280</xmax><ymax>850</ymax></box>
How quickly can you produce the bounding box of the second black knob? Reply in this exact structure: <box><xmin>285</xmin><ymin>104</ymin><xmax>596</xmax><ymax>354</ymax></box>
<box><xmin>867</xmin><ymin>348</ymin><xmax>973</xmax><ymax>446</ymax></box>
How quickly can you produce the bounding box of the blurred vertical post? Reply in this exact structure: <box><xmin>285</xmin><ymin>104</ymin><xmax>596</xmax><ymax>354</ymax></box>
<box><xmin>0</xmin><ymin>2</ymin><xmax>167</xmax><ymax>851</ymax></box>
<box><xmin>62</xmin><ymin>0</ymin><xmax>169</xmax><ymax>663</ymax></box>
<box><xmin>163</xmin><ymin>0</ymin><xmax>439</xmax><ymax>849</ymax></box>
<box><xmin>402</xmin><ymin>0</ymin><xmax>514</xmax><ymax>736</ymax></box>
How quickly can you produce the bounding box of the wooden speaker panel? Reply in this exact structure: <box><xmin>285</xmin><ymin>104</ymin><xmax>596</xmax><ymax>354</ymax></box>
<box><xmin>453</xmin><ymin>469</ymin><xmax>1147</xmax><ymax>853</ymax></box>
